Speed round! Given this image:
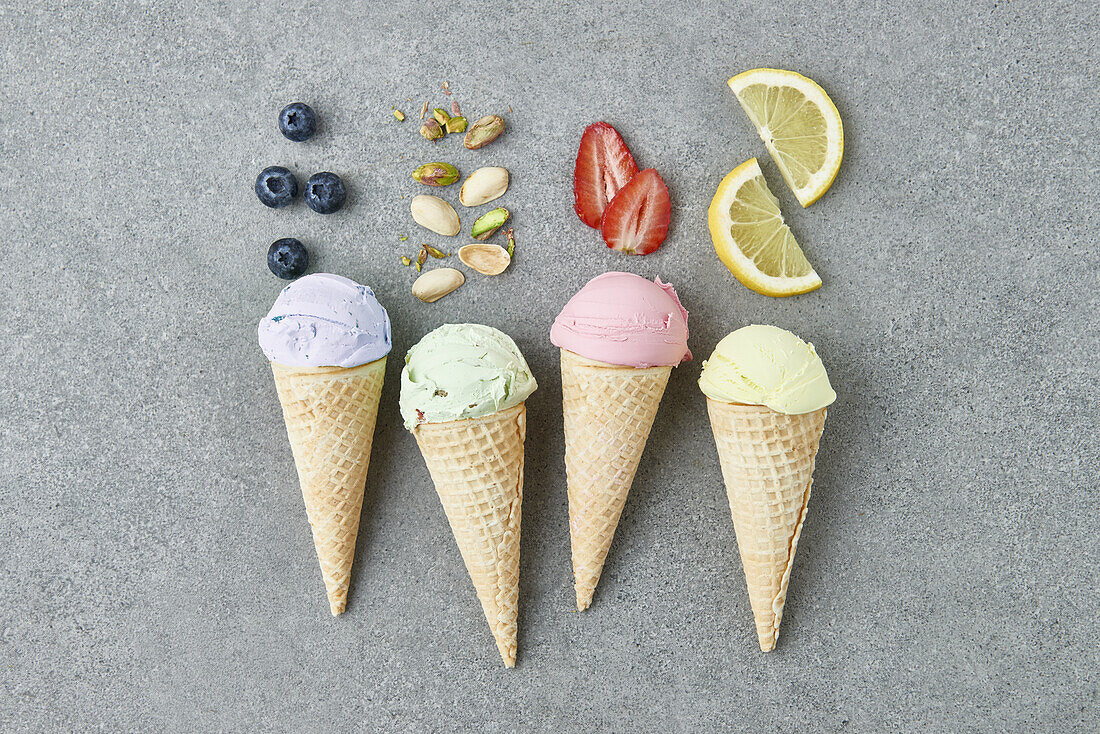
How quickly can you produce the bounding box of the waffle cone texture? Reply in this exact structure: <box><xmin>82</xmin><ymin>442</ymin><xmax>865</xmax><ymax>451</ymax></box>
<box><xmin>560</xmin><ymin>349</ymin><xmax>671</xmax><ymax>610</ymax></box>
<box><xmin>706</xmin><ymin>398</ymin><xmax>826</xmax><ymax>651</ymax></box>
<box><xmin>412</xmin><ymin>402</ymin><xmax>527</xmax><ymax>667</ymax></box>
<box><xmin>271</xmin><ymin>357</ymin><xmax>386</xmax><ymax>616</ymax></box>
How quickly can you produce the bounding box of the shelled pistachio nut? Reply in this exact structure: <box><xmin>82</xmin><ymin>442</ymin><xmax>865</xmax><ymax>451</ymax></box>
<box><xmin>410</xmin><ymin>195</ymin><xmax>460</xmax><ymax>236</ymax></box>
<box><xmin>419</xmin><ymin>119</ymin><xmax>444</xmax><ymax>141</ymax></box>
<box><xmin>471</xmin><ymin>207</ymin><xmax>510</xmax><ymax>240</ymax></box>
<box><xmin>432</xmin><ymin>108</ymin><xmax>451</xmax><ymax>125</ymax></box>
<box><xmin>445</xmin><ymin>116</ymin><xmax>467</xmax><ymax>134</ymax></box>
<box><xmin>464</xmin><ymin>115</ymin><xmax>505</xmax><ymax>149</ymax></box>
<box><xmin>412</xmin><ymin>162</ymin><xmax>460</xmax><ymax>187</ymax></box>
<box><xmin>458</xmin><ymin>244</ymin><xmax>511</xmax><ymax>276</ymax></box>
<box><xmin>459</xmin><ymin>167</ymin><xmax>509</xmax><ymax>207</ymax></box>
<box><xmin>412</xmin><ymin>267</ymin><xmax>465</xmax><ymax>302</ymax></box>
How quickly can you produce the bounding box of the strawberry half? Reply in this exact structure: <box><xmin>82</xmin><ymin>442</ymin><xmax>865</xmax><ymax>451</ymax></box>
<box><xmin>599</xmin><ymin>168</ymin><xmax>671</xmax><ymax>255</ymax></box>
<box><xmin>573</xmin><ymin>122</ymin><xmax>639</xmax><ymax>229</ymax></box>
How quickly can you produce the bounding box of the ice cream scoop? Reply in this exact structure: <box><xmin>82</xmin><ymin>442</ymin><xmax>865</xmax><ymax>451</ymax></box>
<box><xmin>399</xmin><ymin>323</ymin><xmax>537</xmax><ymax>430</ymax></box>
<box><xmin>698</xmin><ymin>325</ymin><xmax>836</xmax><ymax>415</ymax></box>
<box><xmin>258</xmin><ymin>273</ymin><xmax>392</xmax><ymax>368</ymax></box>
<box><xmin>549</xmin><ymin>271</ymin><xmax>691</xmax><ymax>368</ymax></box>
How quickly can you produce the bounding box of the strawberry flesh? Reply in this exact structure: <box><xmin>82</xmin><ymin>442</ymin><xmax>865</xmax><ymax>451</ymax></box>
<box><xmin>599</xmin><ymin>168</ymin><xmax>670</xmax><ymax>255</ymax></box>
<box><xmin>573</xmin><ymin>122</ymin><xmax>639</xmax><ymax>229</ymax></box>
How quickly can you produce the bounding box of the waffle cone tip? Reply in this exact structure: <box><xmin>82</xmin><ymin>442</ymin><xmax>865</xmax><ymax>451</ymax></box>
<box><xmin>495</xmin><ymin>636</ymin><xmax>517</xmax><ymax>667</ymax></box>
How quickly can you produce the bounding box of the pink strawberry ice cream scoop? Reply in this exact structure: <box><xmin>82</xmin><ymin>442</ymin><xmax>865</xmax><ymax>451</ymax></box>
<box><xmin>550</xmin><ymin>271</ymin><xmax>691</xmax><ymax>368</ymax></box>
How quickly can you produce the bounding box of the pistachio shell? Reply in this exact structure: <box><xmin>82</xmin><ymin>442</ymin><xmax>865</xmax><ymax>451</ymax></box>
<box><xmin>458</xmin><ymin>244</ymin><xmax>511</xmax><ymax>276</ymax></box>
<box><xmin>412</xmin><ymin>267</ymin><xmax>465</xmax><ymax>302</ymax></box>
<box><xmin>410</xmin><ymin>195</ymin><xmax>460</xmax><ymax>236</ymax></box>
<box><xmin>459</xmin><ymin>167</ymin><xmax>509</xmax><ymax>207</ymax></box>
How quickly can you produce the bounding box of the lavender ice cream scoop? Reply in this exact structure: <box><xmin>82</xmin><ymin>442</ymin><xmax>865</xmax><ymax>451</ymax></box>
<box><xmin>258</xmin><ymin>273</ymin><xmax>392</xmax><ymax>368</ymax></box>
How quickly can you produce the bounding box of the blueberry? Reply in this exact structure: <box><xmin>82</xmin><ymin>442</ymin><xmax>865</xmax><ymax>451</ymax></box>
<box><xmin>304</xmin><ymin>172</ymin><xmax>347</xmax><ymax>214</ymax></box>
<box><xmin>278</xmin><ymin>102</ymin><xmax>317</xmax><ymax>142</ymax></box>
<box><xmin>255</xmin><ymin>166</ymin><xmax>298</xmax><ymax>208</ymax></box>
<box><xmin>267</xmin><ymin>238</ymin><xmax>310</xmax><ymax>279</ymax></box>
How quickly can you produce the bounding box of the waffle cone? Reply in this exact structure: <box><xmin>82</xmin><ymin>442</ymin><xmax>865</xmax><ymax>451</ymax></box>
<box><xmin>412</xmin><ymin>402</ymin><xmax>527</xmax><ymax>667</ymax></box>
<box><xmin>705</xmin><ymin>398</ymin><xmax>826</xmax><ymax>651</ymax></box>
<box><xmin>560</xmin><ymin>349</ymin><xmax>671</xmax><ymax>610</ymax></box>
<box><xmin>270</xmin><ymin>357</ymin><xmax>386</xmax><ymax>616</ymax></box>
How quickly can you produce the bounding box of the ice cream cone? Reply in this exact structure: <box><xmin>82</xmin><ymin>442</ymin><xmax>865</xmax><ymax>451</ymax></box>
<box><xmin>560</xmin><ymin>349</ymin><xmax>672</xmax><ymax>610</ymax></box>
<box><xmin>271</xmin><ymin>357</ymin><xmax>387</xmax><ymax>616</ymax></box>
<box><xmin>550</xmin><ymin>273</ymin><xmax>690</xmax><ymax>609</ymax></box>
<box><xmin>412</xmin><ymin>402</ymin><xmax>527</xmax><ymax>667</ymax></box>
<box><xmin>705</xmin><ymin>398</ymin><xmax>826</xmax><ymax>651</ymax></box>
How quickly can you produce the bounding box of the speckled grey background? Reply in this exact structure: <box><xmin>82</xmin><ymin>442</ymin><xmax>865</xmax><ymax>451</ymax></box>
<box><xmin>1</xmin><ymin>1</ymin><xmax>1097</xmax><ymax>731</ymax></box>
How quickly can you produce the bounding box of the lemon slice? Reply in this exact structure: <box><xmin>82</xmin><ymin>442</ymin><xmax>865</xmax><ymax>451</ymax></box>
<box><xmin>727</xmin><ymin>68</ymin><xmax>843</xmax><ymax>207</ymax></box>
<box><xmin>708</xmin><ymin>158</ymin><xmax>821</xmax><ymax>297</ymax></box>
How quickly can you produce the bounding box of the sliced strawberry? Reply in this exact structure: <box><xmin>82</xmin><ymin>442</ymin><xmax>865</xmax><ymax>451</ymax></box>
<box><xmin>599</xmin><ymin>168</ymin><xmax>671</xmax><ymax>255</ymax></box>
<box><xmin>573</xmin><ymin>122</ymin><xmax>639</xmax><ymax>229</ymax></box>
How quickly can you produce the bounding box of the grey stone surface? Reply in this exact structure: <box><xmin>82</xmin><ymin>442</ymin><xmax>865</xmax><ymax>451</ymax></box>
<box><xmin>1</xmin><ymin>1</ymin><xmax>1097</xmax><ymax>731</ymax></box>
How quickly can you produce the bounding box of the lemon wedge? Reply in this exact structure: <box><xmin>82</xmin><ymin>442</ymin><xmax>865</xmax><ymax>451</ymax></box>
<box><xmin>708</xmin><ymin>158</ymin><xmax>821</xmax><ymax>297</ymax></box>
<box><xmin>727</xmin><ymin>68</ymin><xmax>843</xmax><ymax>207</ymax></box>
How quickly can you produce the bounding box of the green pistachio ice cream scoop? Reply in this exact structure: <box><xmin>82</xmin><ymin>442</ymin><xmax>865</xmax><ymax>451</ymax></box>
<box><xmin>399</xmin><ymin>323</ymin><xmax>538</xmax><ymax>430</ymax></box>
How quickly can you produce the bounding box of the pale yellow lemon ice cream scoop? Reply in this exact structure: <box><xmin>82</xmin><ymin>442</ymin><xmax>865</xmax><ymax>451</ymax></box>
<box><xmin>698</xmin><ymin>325</ymin><xmax>836</xmax><ymax>414</ymax></box>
